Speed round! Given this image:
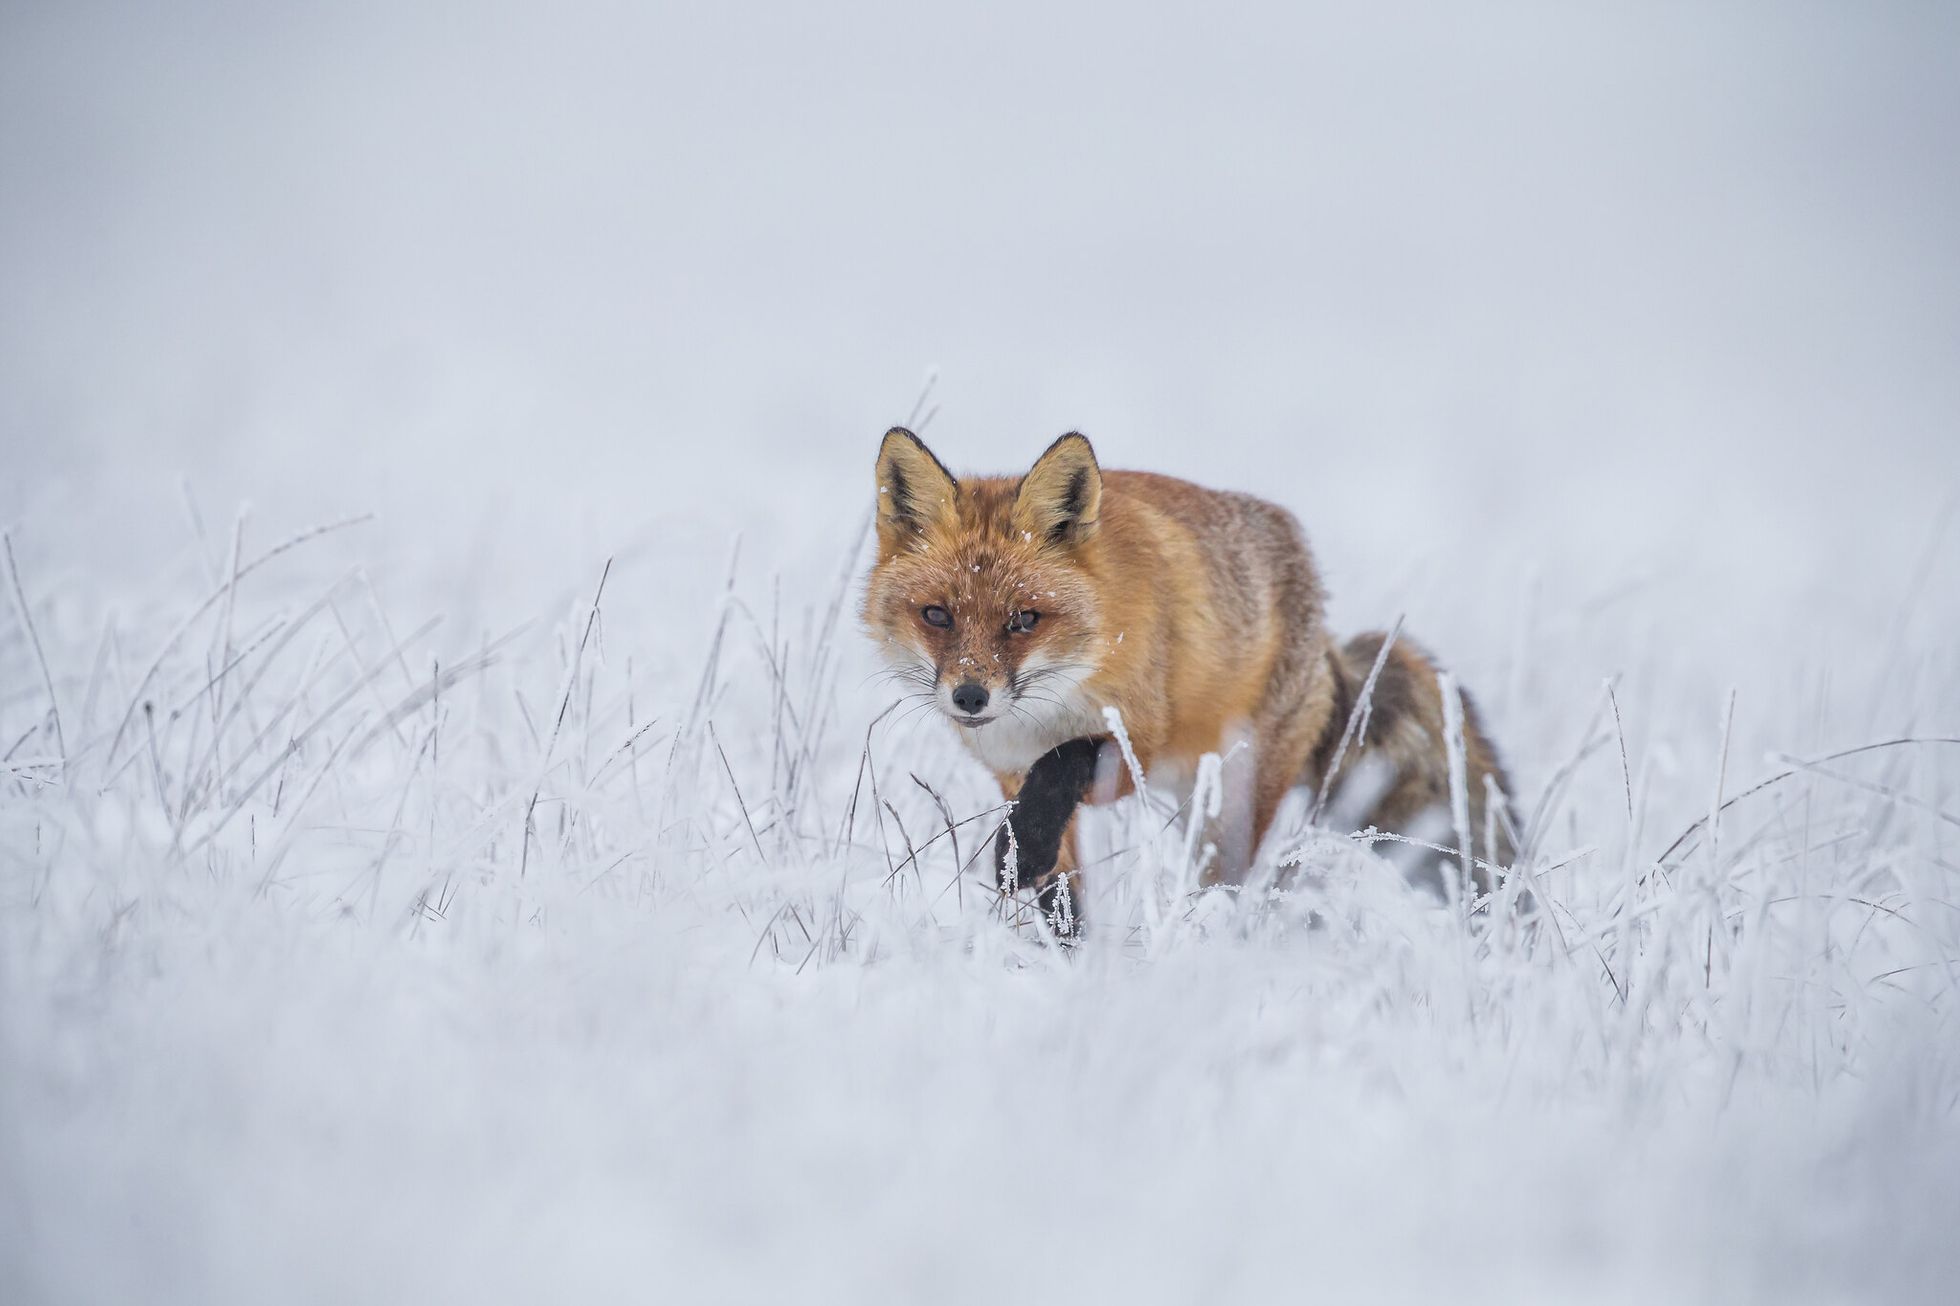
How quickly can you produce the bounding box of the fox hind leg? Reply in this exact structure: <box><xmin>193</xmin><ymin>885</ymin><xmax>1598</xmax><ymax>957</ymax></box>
<box><xmin>1329</xmin><ymin>633</ymin><xmax>1518</xmax><ymax>897</ymax></box>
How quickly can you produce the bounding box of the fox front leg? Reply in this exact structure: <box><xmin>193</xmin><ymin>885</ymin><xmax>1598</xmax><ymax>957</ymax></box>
<box><xmin>994</xmin><ymin>736</ymin><xmax>1114</xmax><ymax>939</ymax></box>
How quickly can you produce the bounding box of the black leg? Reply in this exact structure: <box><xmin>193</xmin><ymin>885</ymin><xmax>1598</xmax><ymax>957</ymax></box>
<box><xmin>994</xmin><ymin>735</ymin><xmax>1110</xmax><ymax>940</ymax></box>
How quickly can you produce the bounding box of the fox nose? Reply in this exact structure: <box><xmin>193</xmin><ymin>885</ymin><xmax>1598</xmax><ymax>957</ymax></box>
<box><xmin>951</xmin><ymin>681</ymin><xmax>990</xmax><ymax>715</ymax></box>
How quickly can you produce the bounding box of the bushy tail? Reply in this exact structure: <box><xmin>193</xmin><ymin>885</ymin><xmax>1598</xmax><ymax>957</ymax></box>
<box><xmin>1320</xmin><ymin>631</ymin><xmax>1518</xmax><ymax>891</ymax></box>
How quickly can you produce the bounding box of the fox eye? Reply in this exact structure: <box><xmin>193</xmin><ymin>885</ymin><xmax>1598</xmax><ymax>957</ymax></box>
<box><xmin>1007</xmin><ymin>610</ymin><xmax>1041</xmax><ymax>633</ymax></box>
<box><xmin>921</xmin><ymin>605</ymin><xmax>953</xmax><ymax>629</ymax></box>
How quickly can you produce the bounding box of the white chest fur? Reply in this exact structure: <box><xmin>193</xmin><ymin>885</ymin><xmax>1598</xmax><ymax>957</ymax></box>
<box><xmin>956</xmin><ymin>683</ymin><xmax>1106</xmax><ymax>774</ymax></box>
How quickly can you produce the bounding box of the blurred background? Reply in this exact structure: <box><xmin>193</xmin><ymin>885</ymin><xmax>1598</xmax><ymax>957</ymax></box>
<box><xmin>6</xmin><ymin>10</ymin><xmax>1960</xmax><ymax>1300</ymax></box>
<box><xmin>3</xmin><ymin>0</ymin><xmax>1956</xmax><ymax>724</ymax></box>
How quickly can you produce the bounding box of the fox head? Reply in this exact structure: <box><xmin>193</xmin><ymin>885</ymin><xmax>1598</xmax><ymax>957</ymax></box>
<box><xmin>862</xmin><ymin>428</ymin><xmax>1109</xmax><ymax>746</ymax></box>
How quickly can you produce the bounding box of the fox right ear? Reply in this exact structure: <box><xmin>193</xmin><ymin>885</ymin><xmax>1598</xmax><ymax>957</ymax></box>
<box><xmin>1013</xmin><ymin>432</ymin><xmax>1102</xmax><ymax>548</ymax></box>
<box><xmin>875</xmin><ymin>427</ymin><xmax>959</xmax><ymax>546</ymax></box>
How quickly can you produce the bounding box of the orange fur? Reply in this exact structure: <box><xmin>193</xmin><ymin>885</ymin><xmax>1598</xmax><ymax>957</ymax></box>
<box><xmin>862</xmin><ymin>428</ymin><xmax>1514</xmax><ymax>905</ymax></box>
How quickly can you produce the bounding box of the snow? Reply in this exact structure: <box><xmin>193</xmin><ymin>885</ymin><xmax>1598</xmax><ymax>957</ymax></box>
<box><xmin>4</xmin><ymin>2</ymin><xmax>1959</xmax><ymax>1302</ymax></box>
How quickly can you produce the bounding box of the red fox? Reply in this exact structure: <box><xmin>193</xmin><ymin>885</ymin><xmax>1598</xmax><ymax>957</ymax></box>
<box><xmin>862</xmin><ymin>428</ymin><xmax>1515</xmax><ymax>933</ymax></box>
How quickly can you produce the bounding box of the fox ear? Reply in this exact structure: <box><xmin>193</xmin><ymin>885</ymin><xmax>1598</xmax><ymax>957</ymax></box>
<box><xmin>1014</xmin><ymin>433</ymin><xmax>1102</xmax><ymax>547</ymax></box>
<box><xmin>875</xmin><ymin>427</ymin><xmax>959</xmax><ymax>546</ymax></box>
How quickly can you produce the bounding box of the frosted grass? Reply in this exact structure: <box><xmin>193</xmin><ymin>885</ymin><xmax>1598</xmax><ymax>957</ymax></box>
<box><xmin>2</xmin><ymin>515</ymin><xmax>1954</xmax><ymax>1304</ymax></box>
<box><xmin>5</xmin><ymin>3</ymin><xmax>1958</xmax><ymax>1299</ymax></box>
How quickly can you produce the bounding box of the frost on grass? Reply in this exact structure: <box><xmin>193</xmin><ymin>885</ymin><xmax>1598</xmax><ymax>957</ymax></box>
<box><xmin>1</xmin><ymin>522</ymin><xmax>1957</xmax><ymax>1306</ymax></box>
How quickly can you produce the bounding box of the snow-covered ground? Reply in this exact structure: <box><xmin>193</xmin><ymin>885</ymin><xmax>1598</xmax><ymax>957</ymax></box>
<box><xmin>4</xmin><ymin>4</ymin><xmax>1958</xmax><ymax>1302</ymax></box>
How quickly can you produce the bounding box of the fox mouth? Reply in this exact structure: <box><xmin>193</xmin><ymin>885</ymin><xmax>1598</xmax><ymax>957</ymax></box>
<box><xmin>952</xmin><ymin>715</ymin><xmax>995</xmax><ymax>729</ymax></box>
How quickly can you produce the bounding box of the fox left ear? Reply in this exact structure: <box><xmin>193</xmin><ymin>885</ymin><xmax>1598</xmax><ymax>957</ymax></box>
<box><xmin>875</xmin><ymin>427</ymin><xmax>960</xmax><ymax>549</ymax></box>
<box><xmin>1014</xmin><ymin>433</ymin><xmax>1102</xmax><ymax>547</ymax></box>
